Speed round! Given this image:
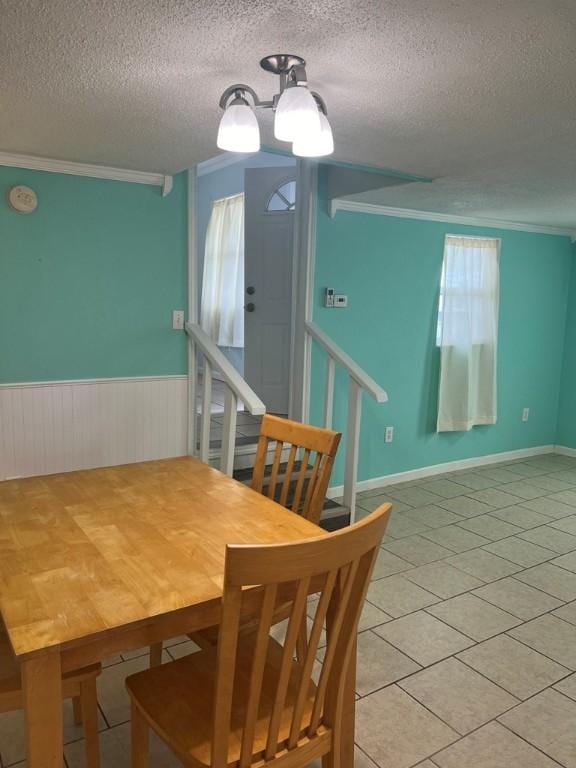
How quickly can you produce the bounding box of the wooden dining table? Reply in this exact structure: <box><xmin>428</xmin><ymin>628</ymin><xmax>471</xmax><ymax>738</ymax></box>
<box><xmin>0</xmin><ymin>456</ymin><xmax>357</xmax><ymax>768</ymax></box>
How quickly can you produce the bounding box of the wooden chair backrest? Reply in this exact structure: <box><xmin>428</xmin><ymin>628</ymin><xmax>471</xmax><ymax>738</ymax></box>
<box><xmin>251</xmin><ymin>415</ymin><xmax>341</xmax><ymax>525</ymax></box>
<box><xmin>211</xmin><ymin>503</ymin><xmax>392</xmax><ymax>768</ymax></box>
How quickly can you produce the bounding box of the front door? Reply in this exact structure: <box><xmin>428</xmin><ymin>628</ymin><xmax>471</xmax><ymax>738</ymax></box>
<box><xmin>244</xmin><ymin>167</ymin><xmax>296</xmax><ymax>415</ymax></box>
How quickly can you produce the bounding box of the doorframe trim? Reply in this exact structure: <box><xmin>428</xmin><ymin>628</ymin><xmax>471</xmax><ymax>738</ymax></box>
<box><xmin>290</xmin><ymin>159</ymin><xmax>317</xmax><ymax>423</ymax></box>
<box><xmin>188</xmin><ymin>158</ymin><xmax>316</xmax><ymax>432</ymax></box>
<box><xmin>187</xmin><ymin>167</ymin><xmax>199</xmax><ymax>456</ymax></box>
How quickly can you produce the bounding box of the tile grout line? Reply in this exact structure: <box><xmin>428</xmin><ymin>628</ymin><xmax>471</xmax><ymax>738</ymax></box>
<box><xmin>355</xmin><ymin>595</ymin><xmax>576</xmax><ymax>705</ymax></box>
<box><xmin>365</xmin><ymin>545</ymin><xmax>576</xmax><ymax>637</ymax></box>
<box><xmin>379</xmin><ymin>497</ymin><xmax>576</xmax><ymax>585</ymax></box>
<box><xmin>454</xmin><ymin>649</ymin><xmax>573</xmax><ymax>701</ymax></box>
<box><xmin>361</xmin><ymin>562</ymin><xmax>576</xmax><ymax>689</ymax></box>
<box><xmin>502</xmin><ymin>624</ymin><xmax>576</xmax><ymax>671</ymax></box>
<box><xmin>494</xmin><ymin>719</ymin><xmax>567</xmax><ymax>768</ymax></box>
<box><xmin>380</xmin><ymin>660</ymin><xmax>571</xmax><ymax>768</ymax></box>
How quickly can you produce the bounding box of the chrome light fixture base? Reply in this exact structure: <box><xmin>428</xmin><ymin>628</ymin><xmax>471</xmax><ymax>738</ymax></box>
<box><xmin>259</xmin><ymin>54</ymin><xmax>306</xmax><ymax>75</ymax></box>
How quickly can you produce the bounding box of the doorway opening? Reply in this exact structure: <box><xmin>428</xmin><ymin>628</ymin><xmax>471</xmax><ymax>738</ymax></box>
<box><xmin>196</xmin><ymin>150</ymin><xmax>297</xmax><ymax>448</ymax></box>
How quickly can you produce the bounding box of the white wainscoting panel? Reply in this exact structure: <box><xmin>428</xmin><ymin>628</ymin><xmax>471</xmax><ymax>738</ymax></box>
<box><xmin>0</xmin><ymin>376</ymin><xmax>188</xmax><ymax>481</ymax></box>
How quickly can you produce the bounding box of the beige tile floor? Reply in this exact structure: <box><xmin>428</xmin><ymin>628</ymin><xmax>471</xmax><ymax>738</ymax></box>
<box><xmin>5</xmin><ymin>452</ymin><xmax>576</xmax><ymax>767</ymax></box>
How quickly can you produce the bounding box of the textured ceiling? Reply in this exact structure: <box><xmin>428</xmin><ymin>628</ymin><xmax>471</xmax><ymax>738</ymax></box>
<box><xmin>2</xmin><ymin>1</ymin><xmax>576</xmax><ymax>226</ymax></box>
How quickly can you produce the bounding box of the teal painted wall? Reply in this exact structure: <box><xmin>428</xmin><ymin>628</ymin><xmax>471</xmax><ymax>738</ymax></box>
<box><xmin>0</xmin><ymin>167</ymin><xmax>187</xmax><ymax>383</ymax></box>
<box><xmin>557</xmin><ymin>247</ymin><xmax>576</xmax><ymax>448</ymax></box>
<box><xmin>2</xmin><ymin>160</ymin><xmax>574</xmax><ymax>480</ymax></box>
<box><xmin>312</xmin><ymin>184</ymin><xmax>573</xmax><ymax>485</ymax></box>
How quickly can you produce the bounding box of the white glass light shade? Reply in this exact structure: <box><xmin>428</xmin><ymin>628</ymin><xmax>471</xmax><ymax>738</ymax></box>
<box><xmin>292</xmin><ymin>111</ymin><xmax>334</xmax><ymax>157</ymax></box>
<box><xmin>274</xmin><ymin>86</ymin><xmax>322</xmax><ymax>142</ymax></box>
<box><xmin>217</xmin><ymin>103</ymin><xmax>260</xmax><ymax>153</ymax></box>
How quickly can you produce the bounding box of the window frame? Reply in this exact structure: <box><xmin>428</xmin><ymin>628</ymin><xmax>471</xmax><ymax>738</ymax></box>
<box><xmin>265</xmin><ymin>180</ymin><xmax>297</xmax><ymax>213</ymax></box>
<box><xmin>436</xmin><ymin>234</ymin><xmax>501</xmax><ymax>347</ymax></box>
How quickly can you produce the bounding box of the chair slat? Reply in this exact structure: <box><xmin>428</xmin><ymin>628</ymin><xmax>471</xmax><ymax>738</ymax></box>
<box><xmin>240</xmin><ymin>584</ymin><xmax>278</xmax><ymax>768</ymax></box>
<box><xmin>288</xmin><ymin>570</ymin><xmax>337</xmax><ymax>749</ymax></box>
<box><xmin>322</xmin><ymin>550</ymin><xmax>381</xmax><ymax>736</ymax></box>
<box><xmin>212</xmin><ymin>584</ymin><xmax>243</xmax><ymax>768</ymax></box>
<box><xmin>302</xmin><ymin>452</ymin><xmax>322</xmax><ymax>515</ymax></box>
<box><xmin>267</xmin><ymin>442</ymin><xmax>284</xmax><ymax>500</ymax></box>
<box><xmin>251</xmin><ymin>435</ymin><xmax>269</xmax><ymax>494</ymax></box>
<box><xmin>279</xmin><ymin>444</ymin><xmax>298</xmax><ymax>507</ymax></box>
<box><xmin>291</xmin><ymin>449</ymin><xmax>311</xmax><ymax>514</ymax></box>
<box><xmin>331</xmin><ymin>549</ymin><xmax>379</xmax><ymax>681</ymax></box>
<box><xmin>308</xmin><ymin>560</ymin><xmax>359</xmax><ymax>735</ymax></box>
<box><xmin>264</xmin><ymin>577</ymin><xmax>310</xmax><ymax>760</ymax></box>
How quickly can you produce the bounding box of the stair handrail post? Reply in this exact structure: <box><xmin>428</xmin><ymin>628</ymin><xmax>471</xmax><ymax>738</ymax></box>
<box><xmin>221</xmin><ymin>388</ymin><xmax>238</xmax><ymax>476</ymax></box>
<box><xmin>199</xmin><ymin>357</ymin><xmax>212</xmax><ymax>462</ymax></box>
<box><xmin>187</xmin><ymin>336</ymin><xmax>198</xmax><ymax>457</ymax></box>
<box><xmin>324</xmin><ymin>355</ymin><xmax>335</xmax><ymax>429</ymax></box>
<box><xmin>343</xmin><ymin>378</ymin><xmax>362</xmax><ymax>521</ymax></box>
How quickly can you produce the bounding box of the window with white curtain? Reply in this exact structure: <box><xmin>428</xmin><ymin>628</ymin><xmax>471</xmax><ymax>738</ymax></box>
<box><xmin>200</xmin><ymin>193</ymin><xmax>244</xmax><ymax>348</ymax></box>
<box><xmin>436</xmin><ymin>235</ymin><xmax>500</xmax><ymax>432</ymax></box>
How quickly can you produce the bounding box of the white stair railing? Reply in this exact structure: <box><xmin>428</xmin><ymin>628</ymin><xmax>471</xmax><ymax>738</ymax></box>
<box><xmin>305</xmin><ymin>321</ymin><xmax>388</xmax><ymax>521</ymax></box>
<box><xmin>185</xmin><ymin>323</ymin><xmax>266</xmax><ymax>476</ymax></box>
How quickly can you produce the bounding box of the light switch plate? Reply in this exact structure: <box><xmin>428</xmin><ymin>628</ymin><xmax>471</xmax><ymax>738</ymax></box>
<box><xmin>172</xmin><ymin>310</ymin><xmax>185</xmax><ymax>330</ymax></box>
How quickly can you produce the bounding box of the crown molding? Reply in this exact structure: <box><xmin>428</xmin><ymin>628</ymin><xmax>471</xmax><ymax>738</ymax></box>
<box><xmin>330</xmin><ymin>198</ymin><xmax>576</xmax><ymax>239</ymax></box>
<box><xmin>197</xmin><ymin>152</ymin><xmax>251</xmax><ymax>176</ymax></box>
<box><xmin>0</xmin><ymin>151</ymin><xmax>173</xmax><ymax>195</ymax></box>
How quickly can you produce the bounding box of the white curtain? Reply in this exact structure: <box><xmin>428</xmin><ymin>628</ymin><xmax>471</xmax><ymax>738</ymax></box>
<box><xmin>201</xmin><ymin>193</ymin><xmax>244</xmax><ymax>347</ymax></box>
<box><xmin>437</xmin><ymin>235</ymin><xmax>500</xmax><ymax>432</ymax></box>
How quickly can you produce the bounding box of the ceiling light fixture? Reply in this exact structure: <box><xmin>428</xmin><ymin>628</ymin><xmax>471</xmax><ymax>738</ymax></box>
<box><xmin>217</xmin><ymin>54</ymin><xmax>334</xmax><ymax>158</ymax></box>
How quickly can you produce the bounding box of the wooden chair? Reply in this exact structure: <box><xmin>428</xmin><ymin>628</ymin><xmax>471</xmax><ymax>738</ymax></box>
<box><xmin>0</xmin><ymin>619</ymin><xmax>101</xmax><ymax>768</ymax></box>
<box><xmin>250</xmin><ymin>414</ymin><xmax>341</xmax><ymax>527</ymax></box>
<box><xmin>148</xmin><ymin>415</ymin><xmax>342</xmax><ymax>667</ymax></box>
<box><xmin>127</xmin><ymin>502</ymin><xmax>391</xmax><ymax>768</ymax></box>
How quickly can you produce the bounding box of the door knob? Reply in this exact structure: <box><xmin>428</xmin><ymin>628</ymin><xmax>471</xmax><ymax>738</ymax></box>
<box><xmin>245</xmin><ymin>302</ymin><xmax>255</xmax><ymax>312</ymax></box>
<box><xmin>246</xmin><ymin>286</ymin><xmax>255</xmax><ymax>295</ymax></box>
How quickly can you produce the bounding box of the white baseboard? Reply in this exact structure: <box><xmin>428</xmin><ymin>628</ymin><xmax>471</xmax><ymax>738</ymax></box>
<box><xmin>326</xmin><ymin>444</ymin><xmax>556</xmax><ymax>499</ymax></box>
<box><xmin>0</xmin><ymin>375</ymin><xmax>188</xmax><ymax>481</ymax></box>
<box><xmin>554</xmin><ymin>445</ymin><xmax>576</xmax><ymax>457</ymax></box>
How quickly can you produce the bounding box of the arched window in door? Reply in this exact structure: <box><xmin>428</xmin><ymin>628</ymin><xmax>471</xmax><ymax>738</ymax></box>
<box><xmin>266</xmin><ymin>181</ymin><xmax>296</xmax><ymax>212</ymax></box>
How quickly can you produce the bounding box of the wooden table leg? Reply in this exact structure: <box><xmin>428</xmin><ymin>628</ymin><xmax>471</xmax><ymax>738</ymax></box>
<box><xmin>22</xmin><ymin>652</ymin><xmax>64</xmax><ymax>768</ymax></box>
<box><xmin>340</xmin><ymin>636</ymin><xmax>356</xmax><ymax>768</ymax></box>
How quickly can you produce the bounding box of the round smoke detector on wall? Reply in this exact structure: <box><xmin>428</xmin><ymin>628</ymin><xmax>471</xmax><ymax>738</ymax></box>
<box><xmin>8</xmin><ymin>185</ymin><xmax>38</xmax><ymax>214</ymax></box>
